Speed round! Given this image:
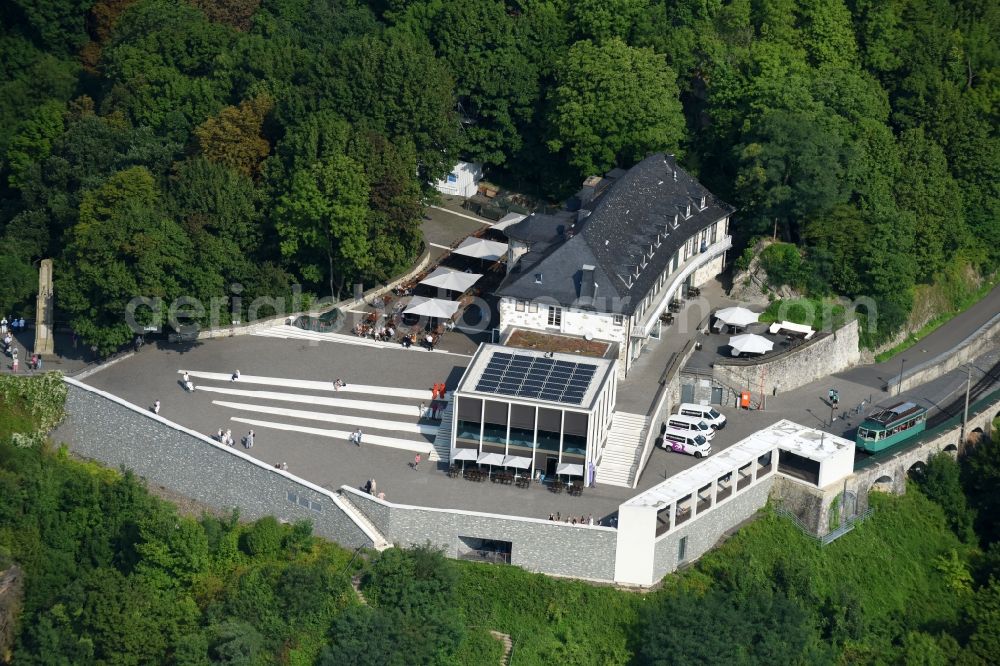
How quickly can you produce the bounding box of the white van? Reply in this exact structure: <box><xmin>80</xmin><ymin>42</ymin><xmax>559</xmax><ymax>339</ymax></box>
<box><xmin>666</xmin><ymin>414</ymin><xmax>715</xmax><ymax>440</ymax></box>
<box><xmin>677</xmin><ymin>403</ymin><xmax>727</xmax><ymax>429</ymax></box>
<box><xmin>661</xmin><ymin>428</ymin><xmax>712</xmax><ymax>458</ymax></box>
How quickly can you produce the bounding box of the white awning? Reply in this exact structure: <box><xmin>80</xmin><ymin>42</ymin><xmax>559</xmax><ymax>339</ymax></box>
<box><xmin>404</xmin><ymin>296</ymin><xmax>461</xmax><ymax>318</ymax></box>
<box><xmin>556</xmin><ymin>463</ymin><xmax>584</xmax><ymax>477</ymax></box>
<box><xmin>502</xmin><ymin>455</ymin><xmax>532</xmax><ymax>469</ymax></box>
<box><xmin>477</xmin><ymin>452</ymin><xmax>506</xmax><ymax>466</ymax></box>
<box><xmin>453</xmin><ymin>237</ymin><xmax>508</xmax><ymax>260</ymax></box>
<box><xmin>714</xmin><ymin>306</ymin><xmax>760</xmax><ymax>328</ymax></box>
<box><xmin>419</xmin><ymin>267</ymin><xmax>482</xmax><ymax>292</ymax></box>
<box><xmin>491</xmin><ymin>213</ymin><xmax>527</xmax><ymax>232</ymax></box>
<box><xmin>452</xmin><ymin>448</ymin><xmax>478</xmax><ymax>461</ymax></box>
<box><xmin>728</xmin><ymin>333</ymin><xmax>774</xmax><ymax>355</ymax></box>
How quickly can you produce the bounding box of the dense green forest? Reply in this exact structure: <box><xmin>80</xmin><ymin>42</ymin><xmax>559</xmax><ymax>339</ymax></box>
<box><xmin>2</xmin><ymin>375</ymin><xmax>1000</xmax><ymax>663</ymax></box>
<box><xmin>0</xmin><ymin>0</ymin><xmax>997</xmax><ymax>352</ymax></box>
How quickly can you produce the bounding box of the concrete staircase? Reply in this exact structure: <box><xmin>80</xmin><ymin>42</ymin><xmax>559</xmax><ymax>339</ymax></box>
<box><xmin>335</xmin><ymin>490</ymin><xmax>391</xmax><ymax>551</ymax></box>
<box><xmin>431</xmin><ymin>402</ymin><xmax>454</xmax><ymax>463</ymax></box>
<box><xmin>595</xmin><ymin>411</ymin><xmax>650</xmax><ymax>488</ymax></box>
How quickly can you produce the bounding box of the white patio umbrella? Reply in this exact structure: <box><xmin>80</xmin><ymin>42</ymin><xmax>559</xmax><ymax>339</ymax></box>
<box><xmin>556</xmin><ymin>462</ymin><xmax>584</xmax><ymax>480</ymax></box>
<box><xmin>403</xmin><ymin>296</ymin><xmax>461</xmax><ymax>318</ymax></box>
<box><xmin>491</xmin><ymin>212</ymin><xmax>527</xmax><ymax>232</ymax></box>
<box><xmin>419</xmin><ymin>267</ymin><xmax>482</xmax><ymax>293</ymax></box>
<box><xmin>715</xmin><ymin>306</ymin><xmax>760</xmax><ymax>328</ymax></box>
<box><xmin>452</xmin><ymin>447</ymin><xmax>478</xmax><ymax>470</ymax></box>
<box><xmin>502</xmin><ymin>454</ymin><xmax>532</xmax><ymax>479</ymax></box>
<box><xmin>728</xmin><ymin>333</ymin><xmax>774</xmax><ymax>356</ymax></box>
<box><xmin>453</xmin><ymin>237</ymin><xmax>508</xmax><ymax>261</ymax></box>
<box><xmin>478</xmin><ymin>452</ymin><xmax>506</xmax><ymax>478</ymax></box>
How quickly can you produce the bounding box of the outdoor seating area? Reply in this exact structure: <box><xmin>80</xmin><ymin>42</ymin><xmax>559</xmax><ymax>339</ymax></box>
<box><xmin>353</xmin><ymin>227</ymin><xmax>509</xmax><ymax>349</ymax></box>
<box><xmin>448</xmin><ymin>450</ymin><xmax>589</xmax><ymax>495</ymax></box>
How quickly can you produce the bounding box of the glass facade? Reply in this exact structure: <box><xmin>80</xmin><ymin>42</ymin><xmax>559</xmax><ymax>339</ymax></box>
<box><xmin>455</xmin><ymin>398</ymin><xmax>592</xmax><ymax>461</ymax></box>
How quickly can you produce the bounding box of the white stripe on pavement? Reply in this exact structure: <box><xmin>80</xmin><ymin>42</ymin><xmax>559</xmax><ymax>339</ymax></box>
<box><xmin>195</xmin><ymin>386</ymin><xmax>423</xmax><ymax>415</ymax></box>
<box><xmin>428</xmin><ymin>242</ymin><xmax>451</xmax><ymax>250</ymax></box>
<box><xmin>182</xmin><ymin>371</ymin><xmax>443</xmax><ymax>401</ymax></box>
<box><xmin>428</xmin><ymin>205</ymin><xmax>493</xmax><ymax>225</ymax></box>
<box><xmin>213</xmin><ymin>400</ymin><xmax>440</xmax><ymax>436</ymax></box>
<box><xmin>231</xmin><ymin>417</ymin><xmax>436</xmax><ymax>455</ymax></box>
<box><xmin>252</xmin><ymin>327</ymin><xmax>472</xmax><ymax>357</ymax></box>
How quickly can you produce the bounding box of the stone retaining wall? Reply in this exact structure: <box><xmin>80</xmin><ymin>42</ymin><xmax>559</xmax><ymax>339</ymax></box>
<box><xmin>59</xmin><ymin>379</ymin><xmax>374</xmax><ymax>549</ymax></box>
<box><xmin>888</xmin><ymin>312</ymin><xmax>1000</xmax><ymax>394</ymax></box>
<box><xmin>713</xmin><ymin>319</ymin><xmax>861</xmax><ymax>395</ymax></box>
<box><xmin>652</xmin><ymin>478</ymin><xmax>774</xmax><ymax>579</ymax></box>
<box><xmin>342</xmin><ymin>487</ymin><xmax>619</xmax><ymax>582</ymax></box>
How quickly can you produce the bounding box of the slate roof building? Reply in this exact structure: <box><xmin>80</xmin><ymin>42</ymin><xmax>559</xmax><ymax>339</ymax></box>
<box><xmin>497</xmin><ymin>153</ymin><xmax>735</xmax><ymax>378</ymax></box>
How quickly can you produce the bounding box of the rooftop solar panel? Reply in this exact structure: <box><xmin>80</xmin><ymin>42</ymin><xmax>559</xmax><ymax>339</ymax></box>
<box><xmin>474</xmin><ymin>351</ymin><xmax>600</xmax><ymax>405</ymax></box>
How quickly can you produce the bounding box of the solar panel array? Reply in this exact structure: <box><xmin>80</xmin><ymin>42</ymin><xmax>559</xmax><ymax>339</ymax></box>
<box><xmin>474</xmin><ymin>352</ymin><xmax>598</xmax><ymax>405</ymax></box>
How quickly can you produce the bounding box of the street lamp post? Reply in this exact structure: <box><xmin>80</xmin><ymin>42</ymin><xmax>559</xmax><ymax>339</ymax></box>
<box><xmin>896</xmin><ymin>358</ymin><xmax>907</xmax><ymax>396</ymax></box>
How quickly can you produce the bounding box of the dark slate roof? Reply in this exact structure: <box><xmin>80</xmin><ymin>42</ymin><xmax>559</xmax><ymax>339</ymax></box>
<box><xmin>498</xmin><ymin>154</ymin><xmax>735</xmax><ymax>315</ymax></box>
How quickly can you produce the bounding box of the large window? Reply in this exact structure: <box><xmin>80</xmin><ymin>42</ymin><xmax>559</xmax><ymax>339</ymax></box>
<box><xmin>482</xmin><ymin>400</ymin><xmax>509</xmax><ymax>445</ymax></box>
<box><xmin>537</xmin><ymin>408</ymin><xmax>561</xmax><ymax>452</ymax></box>
<box><xmin>562</xmin><ymin>412</ymin><xmax>589</xmax><ymax>456</ymax></box>
<box><xmin>509</xmin><ymin>404</ymin><xmax>535</xmax><ymax>449</ymax></box>
<box><xmin>710</xmin><ymin>222</ymin><xmax>718</xmax><ymax>243</ymax></box>
<box><xmin>456</xmin><ymin>397</ymin><xmax>482</xmax><ymax>443</ymax></box>
<box><xmin>547</xmin><ymin>306</ymin><xmax>562</xmax><ymax>327</ymax></box>
<box><xmin>515</xmin><ymin>300</ymin><xmax>525</xmax><ymax>312</ymax></box>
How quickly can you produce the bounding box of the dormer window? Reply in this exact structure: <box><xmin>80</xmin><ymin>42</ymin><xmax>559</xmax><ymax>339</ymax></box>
<box><xmin>700</xmin><ymin>195</ymin><xmax>707</xmax><ymax>209</ymax></box>
<box><xmin>672</xmin><ymin>214</ymin><xmax>679</xmax><ymax>229</ymax></box>
<box><xmin>685</xmin><ymin>203</ymin><xmax>691</xmax><ymax>218</ymax></box>
<box><xmin>534</xmin><ymin>273</ymin><xmax>543</xmax><ymax>284</ymax></box>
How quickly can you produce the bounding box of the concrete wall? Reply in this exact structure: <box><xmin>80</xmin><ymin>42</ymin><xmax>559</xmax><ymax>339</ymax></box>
<box><xmin>714</xmin><ymin>319</ymin><xmax>861</xmax><ymax>394</ymax></box>
<box><xmin>888</xmin><ymin>312</ymin><xmax>1000</xmax><ymax>394</ymax></box>
<box><xmin>342</xmin><ymin>487</ymin><xmax>620</xmax><ymax>582</ymax></box>
<box><xmin>60</xmin><ymin>379</ymin><xmax>375</xmax><ymax>549</ymax></box>
<box><xmin>652</xmin><ymin>477</ymin><xmax>774</xmax><ymax>580</ymax></box>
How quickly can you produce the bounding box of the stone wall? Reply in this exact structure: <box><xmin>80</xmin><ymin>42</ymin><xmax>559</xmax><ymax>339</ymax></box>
<box><xmin>713</xmin><ymin>319</ymin><xmax>861</xmax><ymax>395</ymax></box>
<box><xmin>888</xmin><ymin>312</ymin><xmax>1000</xmax><ymax>394</ymax></box>
<box><xmin>60</xmin><ymin>379</ymin><xmax>375</xmax><ymax>549</ymax></box>
<box><xmin>342</xmin><ymin>487</ymin><xmax>620</xmax><ymax>582</ymax></box>
<box><xmin>652</xmin><ymin>477</ymin><xmax>774</xmax><ymax>579</ymax></box>
<box><xmin>690</xmin><ymin>254</ymin><xmax>725</xmax><ymax>291</ymax></box>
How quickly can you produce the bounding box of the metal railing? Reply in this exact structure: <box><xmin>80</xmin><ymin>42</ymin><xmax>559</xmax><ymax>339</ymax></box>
<box><xmin>775</xmin><ymin>507</ymin><xmax>874</xmax><ymax>545</ymax></box>
<box><xmin>457</xmin><ymin>547</ymin><xmax>511</xmax><ymax>565</ymax></box>
<box><xmin>854</xmin><ymin>387</ymin><xmax>1000</xmax><ymax>471</ymax></box>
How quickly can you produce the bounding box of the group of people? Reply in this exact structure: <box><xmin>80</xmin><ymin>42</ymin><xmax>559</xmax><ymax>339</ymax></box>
<box><xmin>0</xmin><ymin>316</ymin><xmax>26</xmax><ymax>334</ymax></box>
<box><xmin>3</xmin><ymin>332</ymin><xmax>43</xmax><ymax>373</ymax></box>
<box><xmin>418</xmin><ymin>401</ymin><xmax>445</xmax><ymax>420</ymax></box>
<box><xmin>349</xmin><ymin>428</ymin><xmax>363</xmax><ymax>446</ymax></box>
<box><xmin>364</xmin><ymin>477</ymin><xmax>386</xmax><ymax>500</ymax></box>
<box><xmin>547</xmin><ymin>512</ymin><xmax>595</xmax><ymax>526</ymax></box>
<box><xmin>353</xmin><ymin>321</ymin><xmax>396</xmax><ymax>341</ymax></box>
<box><xmin>214</xmin><ymin>427</ymin><xmax>255</xmax><ymax>449</ymax></box>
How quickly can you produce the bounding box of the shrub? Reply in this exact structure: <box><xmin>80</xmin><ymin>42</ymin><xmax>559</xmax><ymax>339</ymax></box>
<box><xmin>240</xmin><ymin>516</ymin><xmax>282</xmax><ymax>557</ymax></box>
<box><xmin>759</xmin><ymin>242</ymin><xmax>803</xmax><ymax>288</ymax></box>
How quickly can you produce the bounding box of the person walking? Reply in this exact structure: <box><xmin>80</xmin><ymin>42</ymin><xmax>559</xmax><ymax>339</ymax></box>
<box><xmin>245</xmin><ymin>430</ymin><xmax>254</xmax><ymax>449</ymax></box>
<box><xmin>352</xmin><ymin>428</ymin><xmax>363</xmax><ymax>446</ymax></box>
<box><xmin>216</xmin><ymin>428</ymin><xmax>224</xmax><ymax>442</ymax></box>
<box><xmin>34</xmin><ymin>355</ymin><xmax>41</xmax><ymax>371</ymax></box>
<box><xmin>11</xmin><ymin>356</ymin><xmax>18</xmax><ymax>373</ymax></box>
<box><xmin>370</xmin><ymin>479</ymin><xmax>377</xmax><ymax>496</ymax></box>
<box><xmin>413</xmin><ymin>453</ymin><xmax>421</xmax><ymax>471</ymax></box>
<box><xmin>232</xmin><ymin>369</ymin><xmax>241</xmax><ymax>381</ymax></box>
<box><xmin>0</xmin><ymin>316</ymin><xmax>6</xmax><ymax>335</ymax></box>
<box><xmin>152</xmin><ymin>400</ymin><xmax>161</xmax><ymax>415</ymax></box>
<box><xmin>418</xmin><ymin>402</ymin><xmax>426</xmax><ymax>419</ymax></box>
<box><xmin>225</xmin><ymin>429</ymin><xmax>233</xmax><ymax>447</ymax></box>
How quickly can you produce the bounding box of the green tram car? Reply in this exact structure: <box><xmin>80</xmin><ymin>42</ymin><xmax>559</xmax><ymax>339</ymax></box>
<box><xmin>855</xmin><ymin>401</ymin><xmax>928</xmax><ymax>453</ymax></box>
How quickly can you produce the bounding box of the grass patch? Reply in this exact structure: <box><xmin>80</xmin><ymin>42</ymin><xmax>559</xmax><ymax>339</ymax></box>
<box><xmin>456</xmin><ymin>561</ymin><xmax>642</xmax><ymax>665</ymax></box>
<box><xmin>875</xmin><ymin>274</ymin><xmax>999</xmax><ymax>362</ymax></box>
<box><xmin>506</xmin><ymin>329</ymin><xmax>609</xmax><ymax>357</ymax></box>
<box><xmin>759</xmin><ymin>297</ymin><xmax>847</xmax><ymax>332</ymax></box>
<box><xmin>0</xmin><ymin>396</ymin><xmax>36</xmax><ymax>442</ymax></box>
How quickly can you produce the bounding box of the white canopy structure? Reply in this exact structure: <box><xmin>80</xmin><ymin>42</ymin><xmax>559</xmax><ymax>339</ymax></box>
<box><xmin>502</xmin><ymin>455</ymin><xmax>532</xmax><ymax>470</ymax></box>
<box><xmin>714</xmin><ymin>306</ymin><xmax>760</xmax><ymax>328</ymax></box>
<box><xmin>403</xmin><ymin>296</ymin><xmax>461</xmax><ymax>318</ymax></box>
<box><xmin>452</xmin><ymin>448</ymin><xmax>478</xmax><ymax>461</ymax></box>
<box><xmin>419</xmin><ymin>267</ymin><xmax>482</xmax><ymax>293</ymax></box>
<box><xmin>491</xmin><ymin>212</ymin><xmax>527</xmax><ymax>232</ymax></box>
<box><xmin>478</xmin><ymin>451</ymin><xmax>506</xmax><ymax>476</ymax></box>
<box><xmin>728</xmin><ymin>333</ymin><xmax>774</xmax><ymax>356</ymax></box>
<box><xmin>453</xmin><ymin>237</ymin><xmax>508</xmax><ymax>261</ymax></box>
<box><xmin>556</xmin><ymin>463</ymin><xmax>584</xmax><ymax>477</ymax></box>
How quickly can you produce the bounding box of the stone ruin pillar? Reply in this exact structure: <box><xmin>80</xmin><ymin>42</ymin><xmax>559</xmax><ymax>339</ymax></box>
<box><xmin>34</xmin><ymin>259</ymin><xmax>55</xmax><ymax>355</ymax></box>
